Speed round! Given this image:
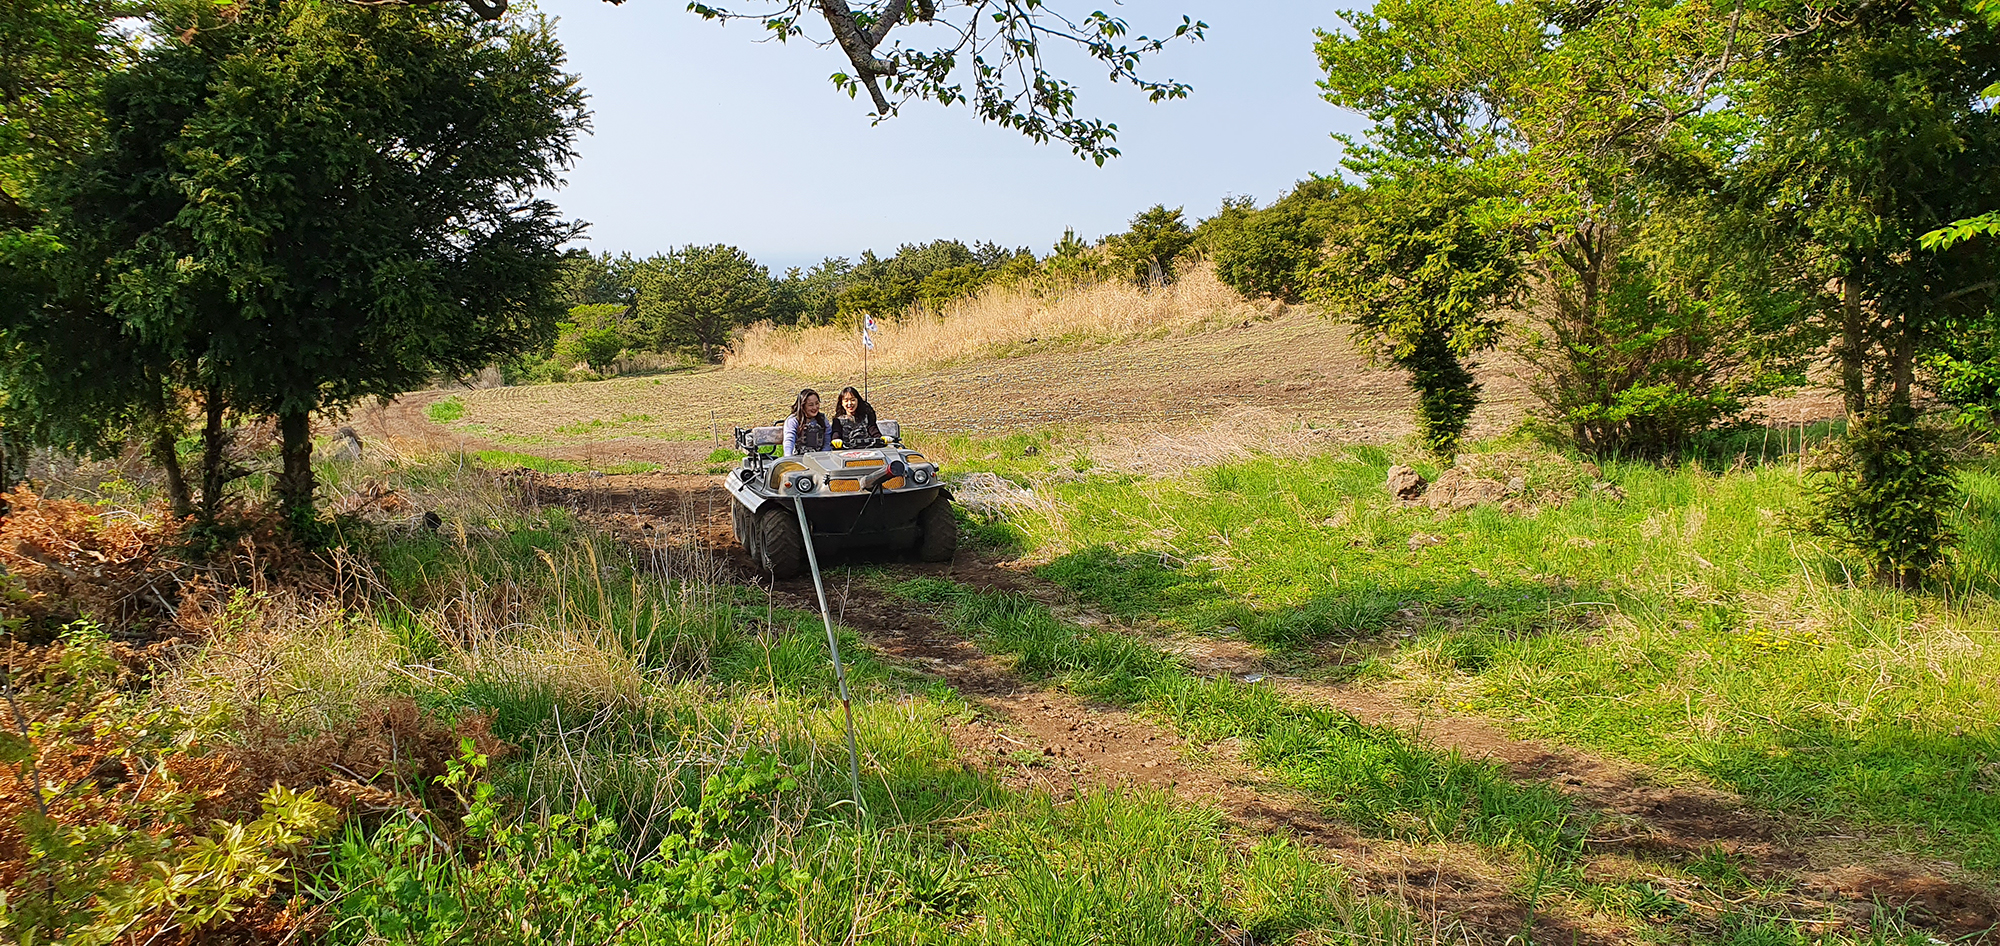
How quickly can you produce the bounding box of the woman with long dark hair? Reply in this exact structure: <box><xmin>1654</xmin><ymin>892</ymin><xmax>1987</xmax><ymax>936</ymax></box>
<box><xmin>831</xmin><ymin>386</ymin><xmax>880</xmax><ymax>446</ymax></box>
<box><xmin>783</xmin><ymin>388</ymin><xmax>831</xmax><ymax>456</ymax></box>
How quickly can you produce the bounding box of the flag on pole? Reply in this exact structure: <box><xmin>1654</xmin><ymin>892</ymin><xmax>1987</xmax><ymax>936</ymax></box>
<box><xmin>865</xmin><ymin>315</ymin><xmax>880</xmax><ymax>335</ymax></box>
<box><xmin>862</xmin><ymin>330</ymin><xmax>874</xmax><ymax>351</ymax></box>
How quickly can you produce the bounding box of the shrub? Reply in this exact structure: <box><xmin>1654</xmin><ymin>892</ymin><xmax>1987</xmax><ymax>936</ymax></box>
<box><xmin>1929</xmin><ymin>317</ymin><xmax>2000</xmax><ymax>438</ymax></box>
<box><xmin>1403</xmin><ymin>333</ymin><xmax>1482</xmax><ymax>456</ymax></box>
<box><xmin>1106</xmin><ymin>205</ymin><xmax>1195</xmax><ymax>286</ymax></box>
<box><xmin>915</xmin><ymin>264</ymin><xmax>991</xmax><ymax>314</ymax></box>
<box><xmin>1039</xmin><ymin>228</ymin><xmax>1106</xmax><ymax>284</ymax></box>
<box><xmin>1805</xmin><ymin>414</ymin><xmax>1961</xmax><ymax>587</ymax></box>
<box><xmin>1515</xmin><ymin>218</ymin><xmax>1812</xmax><ymax>458</ymax></box>
<box><xmin>1207</xmin><ymin>179</ymin><xmax>1350</xmax><ymax>304</ymax></box>
<box><xmin>1311</xmin><ymin>170</ymin><xmax>1520</xmax><ymax>459</ymax></box>
<box><xmin>0</xmin><ymin>611</ymin><xmax>340</xmax><ymax>945</ymax></box>
<box><xmin>555</xmin><ymin>324</ymin><xmax>626</xmax><ymax>375</ymax></box>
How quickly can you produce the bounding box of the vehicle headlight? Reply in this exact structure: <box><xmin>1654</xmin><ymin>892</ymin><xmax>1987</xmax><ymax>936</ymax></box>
<box><xmin>791</xmin><ymin>473</ymin><xmax>817</xmax><ymax>493</ymax></box>
<box><xmin>911</xmin><ymin>467</ymin><xmax>931</xmax><ymax>485</ymax></box>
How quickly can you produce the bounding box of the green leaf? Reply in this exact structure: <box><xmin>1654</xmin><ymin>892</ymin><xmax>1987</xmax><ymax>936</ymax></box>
<box><xmin>0</xmin><ymin>731</ymin><xmax>34</xmax><ymax>766</ymax></box>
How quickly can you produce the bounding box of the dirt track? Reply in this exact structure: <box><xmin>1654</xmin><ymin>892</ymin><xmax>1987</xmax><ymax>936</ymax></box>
<box><xmin>506</xmin><ymin>471</ymin><xmax>1999</xmax><ymax>943</ymax></box>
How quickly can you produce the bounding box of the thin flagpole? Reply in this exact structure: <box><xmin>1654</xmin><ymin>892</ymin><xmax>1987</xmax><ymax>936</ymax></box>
<box><xmin>794</xmin><ymin>497</ymin><xmax>865</xmax><ymax>816</ymax></box>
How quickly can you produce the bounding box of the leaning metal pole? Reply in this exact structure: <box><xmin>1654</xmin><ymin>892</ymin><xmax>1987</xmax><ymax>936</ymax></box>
<box><xmin>793</xmin><ymin>497</ymin><xmax>865</xmax><ymax>815</ymax></box>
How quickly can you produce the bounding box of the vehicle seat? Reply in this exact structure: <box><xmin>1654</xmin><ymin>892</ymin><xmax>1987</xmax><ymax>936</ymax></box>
<box><xmin>736</xmin><ymin>425</ymin><xmax>784</xmax><ymax>456</ymax></box>
<box><xmin>877</xmin><ymin>420</ymin><xmax>901</xmax><ymax>441</ymax></box>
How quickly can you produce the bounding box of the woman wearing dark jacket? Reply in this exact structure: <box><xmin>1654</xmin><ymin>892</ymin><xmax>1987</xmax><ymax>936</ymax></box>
<box><xmin>783</xmin><ymin>388</ymin><xmax>831</xmax><ymax>456</ymax></box>
<box><xmin>831</xmin><ymin>387</ymin><xmax>880</xmax><ymax>445</ymax></box>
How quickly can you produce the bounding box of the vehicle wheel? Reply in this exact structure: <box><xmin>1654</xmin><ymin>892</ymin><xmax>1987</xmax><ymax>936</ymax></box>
<box><xmin>915</xmin><ymin>495</ymin><xmax>957</xmax><ymax>562</ymax></box>
<box><xmin>731</xmin><ymin>498</ymin><xmax>753</xmax><ymax>550</ymax></box>
<box><xmin>757</xmin><ymin>506</ymin><xmax>806</xmax><ymax>579</ymax></box>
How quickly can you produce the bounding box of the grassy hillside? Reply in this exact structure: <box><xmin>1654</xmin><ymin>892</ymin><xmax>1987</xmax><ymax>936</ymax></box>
<box><xmin>728</xmin><ymin>266</ymin><xmax>1269</xmax><ymax>374</ymax></box>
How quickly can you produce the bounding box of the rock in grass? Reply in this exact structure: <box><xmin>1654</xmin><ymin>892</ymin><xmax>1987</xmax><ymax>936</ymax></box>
<box><xmin>331</xmin><ymin>426</ymin><xmax>363</xmax><ymax>462</ymax></box>
<box><xmin>1386</xmin><ymin>465</ymin><xmax>1427</xmax><ymax>501</ymax></box>
<box><xmin>1423</xmin><ymin>467</ymin><xmax>1511</xmax><ymax>511</ymax></box>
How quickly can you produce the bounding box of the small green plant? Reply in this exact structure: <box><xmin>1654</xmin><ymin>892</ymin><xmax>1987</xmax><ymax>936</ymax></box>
<box><xmin>323</xmin><ymin>742</ymin><xmax>805</xmax><ymax>943</ymax></box>
<box><xmin>470</xmin><ymin>451</ymin><xmax>584</xmax><ymax>474</ymax></box>
<box><xmin>427</xmin><ymin>398</ymin><xmax>467</xmax><ymax>424</ymax></box>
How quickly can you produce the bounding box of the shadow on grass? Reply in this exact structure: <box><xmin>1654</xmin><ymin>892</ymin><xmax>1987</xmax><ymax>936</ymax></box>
<box><xmin>1702</xmin><ymin>722</ymin><xmax>2000</xmax><ymax>873</ymax></box>
<box><xmin>1684</xmin><ymin>418</ymin><xmax>1847</xmax><ymax>472</ymax></box>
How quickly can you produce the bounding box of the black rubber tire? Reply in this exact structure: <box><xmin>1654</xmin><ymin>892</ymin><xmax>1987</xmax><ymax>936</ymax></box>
<box><xmin>731</xmin><ymin>497</ymin><xmax>753</xmax><ymax>551</ymax></box>
<box><xmin>756</xmin><ymin>506</ymin><xmax>806</xmax><ymax>579</ymax></box>
<box><xmin>915</xmin><ymin>495</ymin><xmax>958</xmax><ymax>562</ymax></box>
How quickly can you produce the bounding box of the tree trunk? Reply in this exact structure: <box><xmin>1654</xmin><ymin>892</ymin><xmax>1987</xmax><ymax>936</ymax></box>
<box><xmin>276</xmin><ymin>409</ymin><xmax>315</xmax><ymax>529</ymax></box>
<box><xmin>150</xmin><ymin>425</ymin><xmax>193</xmax><ymax>519</ymax></box>
<box><xmin>0</xmin><ymin>425</ymin><xmax>15</xmax><ymax>497</ymax></box>
<box><xmin>1838</xmin><ymin>274</ymin><xmax>1868</xmax><ymax>418</ymax></box>
<box><xmin>1887</xmin><ymin>309</ymin><xmax>1917</xmax><ymax>423</ymax></box>
<box><xmin>140</xmin><ymin>378</ymin><xmax>192</xmax><ymax>518</ymax></box>
<box><xmin>199</xmin><ymin>384</ymin><xmax>227</xmax><ymax>522</ymax></box>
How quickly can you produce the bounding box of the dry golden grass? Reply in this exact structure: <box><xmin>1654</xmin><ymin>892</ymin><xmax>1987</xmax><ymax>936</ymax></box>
<box><xmin>728</xmin><ymin>264</ymin><xmax>1274</xmax><ymax>374</ymax></box>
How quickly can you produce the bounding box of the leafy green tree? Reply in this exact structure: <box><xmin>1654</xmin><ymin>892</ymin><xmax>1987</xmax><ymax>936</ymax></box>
<box><xmin>1207</xmin><ymin>180</ymin><xmax>1350</xmax><ymax>304</ymax></box>
<box><xmin>556</xmin><ymin>326</ymin><xmax>626</xmax><ymax>375</ymax></box>
<box><xmin>1737</xmin><ymin>0</ymin><xmax>2000</xmax><ymax>584</ymax></box>
<box><xmin>1107</xmin><ymin>205</ymin><xmax>1194</xmax><ymax>285</ymax></box>
<box><xmin>554</xmin><ymin>304</ymin><xmax>636</xmax><ymax>374</ymax></box>
<box><xmin>991</xmin><ymin>247</ymin><xmax>1040</xmax><ymax>285</ymax></box>
<box><xmin>554</xmin><ymin>250</ymin><xmax>636</xmax><ymax>309</ymax></box>
<box><xmin>0</xmin><ymin>0</ymin><xmax>142</xmax><ymax>497</ymax></box>
<box><xmin>633</xmin><ymin>245</ymin><xmax>771</xmax><ymax>361</ymax></box>
<box><xmin>1189</xmin><ymin>194</ymin><xmax>1257</xmax><ymax>256</ymax></box>
<box><xmin>1310</xmin><ymin>171</ymin><xmax>1521</xmax><ymax>457</ymax></box>
<box><xmin>51</xmin><ymin>0</ymin><xmax>586</xmax><ymax>528</ymax></box>
<box><xmin>832</xmin><ymin>240</ymin><xmax>986</xmax><ymax>323</ymax></box>
<box><xmin>1515</xmin><ymin>199</ymin><xmax>1814</xmax><ymax>457</ymax></box>
<box><xmin>1917</xmin><ymin>0</ymin><xmax>2000</xmax><ymax>249</ymax></box>
<box><xmin>768</xmin><ymin>257</ymin><xmax>853</xmax><ymax>326</ymax></box>
<box><xmin>1314</xmin><ymin>0</ymin><xmax>1811</xmax><ymax>458</ymax></box>
<box><xmin>1040</xmin><ymin>227</ymin><xmax>1102</xmax><ymax>283</ymax></box>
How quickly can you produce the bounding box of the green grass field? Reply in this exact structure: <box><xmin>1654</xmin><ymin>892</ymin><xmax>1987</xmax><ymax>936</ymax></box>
<box><xmin>18</xmin><ymin>412</ymin><xmax>1996</xmax><ymax>943</ymax></box>
<box><xmin>939</xmin><ymin>435</ymin><xmax>2000</xmax><ymax>874</ymax></box>
<box><xmin>136</xmin><ymin>460</ymin><xmax>1406</xmax><ymax>945</ymax></box>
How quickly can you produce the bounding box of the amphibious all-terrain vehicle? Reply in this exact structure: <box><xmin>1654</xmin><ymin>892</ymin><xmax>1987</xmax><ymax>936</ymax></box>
<box><xmin>724</xmin><ymin>421</ymin><xmax>957</xmax><ymax>578</ymax></box>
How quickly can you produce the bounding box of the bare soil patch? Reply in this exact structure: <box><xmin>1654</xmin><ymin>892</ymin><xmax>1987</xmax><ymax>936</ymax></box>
<box><xmin>355</xmin><ymin>312</ymin><xmax>1538</xmax><ymax>473</ymax></box>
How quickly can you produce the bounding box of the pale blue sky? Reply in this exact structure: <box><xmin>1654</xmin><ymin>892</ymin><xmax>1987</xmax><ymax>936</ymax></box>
<box><xmin>536</xmin><ymin>1</ymin><xmax>1370</xmax><ymax>272</ymax></box>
